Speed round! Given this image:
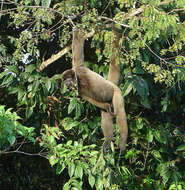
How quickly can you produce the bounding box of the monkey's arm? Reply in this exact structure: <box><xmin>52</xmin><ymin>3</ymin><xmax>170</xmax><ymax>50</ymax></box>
<box><xmin>72</xmin><ymin>28</ymin><xmax>85</xmax><ymax>68</ymax></box>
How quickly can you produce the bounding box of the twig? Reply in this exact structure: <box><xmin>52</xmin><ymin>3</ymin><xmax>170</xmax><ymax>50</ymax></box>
<box><xmin>2</xmin><ymin>148</ymin><xmax>48</xmax><ymax>158</ymax></box>
<box><xmin>145</xmin><ymin>42</ymin><xmax>185</xmax><ymax>69</ymax></box>
<box><xmin>99</xmin><ymin>16</ymin><xmax>130</xmax><ymax>28</ymax></box>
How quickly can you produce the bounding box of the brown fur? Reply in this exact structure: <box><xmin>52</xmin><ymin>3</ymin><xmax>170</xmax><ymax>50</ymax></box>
<box><xmin>62</xmin><ymin>27</ymin><xmax>128</xmax><ymax>151</ymax></box>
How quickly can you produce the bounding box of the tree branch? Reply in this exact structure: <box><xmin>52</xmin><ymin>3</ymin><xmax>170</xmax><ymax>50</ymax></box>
<box><xmin>38</xmin><ymin>31</ymin><xmax>95</xmax><ymax>71</ymax></box>
<box><xmin>38</xmin><ymin>0</ymin><xmax>176</xmax><ymax>71</ymax></box>
<box><xmin>124</xmin><ymin>0</ymin><xmax>175</xmax><ymax>19</ymax></box>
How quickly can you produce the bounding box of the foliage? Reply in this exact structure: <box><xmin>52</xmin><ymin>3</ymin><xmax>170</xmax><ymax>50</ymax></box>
<box><xmin>0</xmin><ymin>105</ymin><xmax>35</xmax><ymax>152</ymax></box>
<box><xmin>0</xmin><ymin>0</ymin><xmax>185</xmax><ymax>189</ymax></box>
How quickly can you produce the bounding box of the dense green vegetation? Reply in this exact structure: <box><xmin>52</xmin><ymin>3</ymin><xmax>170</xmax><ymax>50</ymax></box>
<box><xmin>0</xmin><ymin>0</ymin><xmax>185</xmax><ymax>189</ymax></box>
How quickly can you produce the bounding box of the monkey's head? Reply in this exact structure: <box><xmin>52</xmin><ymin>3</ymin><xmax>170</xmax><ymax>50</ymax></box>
<box><xmin>61</xmin><ymin>69</ymin><xmax>77</xmax><ymax>90</ymax></box>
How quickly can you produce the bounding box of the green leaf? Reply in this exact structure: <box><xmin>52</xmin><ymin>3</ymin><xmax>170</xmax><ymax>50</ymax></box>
<box><xmin>146</xmin><ymin>129</ymin><xmax>153</xmax><ymax>143</ymax></box>
<box><xmin>65</xmin><ymin>121</ymin><xmax>79</xmax><ymax>131</ymax></box>
<box><xmin>66</xmin><ymin>140</ymin><xmax>73</xmax><ymax>146</ymax></box>
<box><xmin>122</xmin><ymin>80</ymin><xmax>133</xmax><ymax>97</ymax></box>
<box><xmin>176</xmin><ymin>144</ymin><xmax>185</xmax><ymax>151</ymax></box>
<box><xmin>45</xmin><ymin>79</ymin><xmax>51</xmax><ymax>91</ymax></box>
<box><xmin>48</xmin><ymin>135</ymin><xmax>55</xmax><ymax>144</ymax></box>
<box><xmin>25</xmin><ymin>64</ymin><xmax>36</xmax><ymax>73</ymax></box>
<box><xmin>152</xmin><ymin>150</ymin><xmax>162</xmax><ymax>160</ymax></box>
<box><xmin>1</xmin><ymin>74</ymin><xmax>14</xmax><ymax>85</ymax></box>
<box><xmin>0</xmin><ymin>70</ymin><xmax>9</xmax><ymax>79</ymax></box>
<box><xmin>88</xmin><ymin>174</ymin><xmax>95</xmax><ymax>188</ymax></box>
<box><xmin>42</xmin><ymin>0</ymin><xmax>51</xmax><ymax>7</ymax></box>
<box><xmin>7</xmin><ymin>135</ymin><xmax>16</xmax><ymax>145</ymax></box>
<box><xmin>63</xmin><ymin>182</ymin><xmax>71</xmax><ymax>190</ymax></box>
<box><xmin>89</xmin><ymin>157</ymin><xmax>97</xmax><ymax>165</ymax></box>
<box><xmin>32</xmin><ymin>80</ymin><xmax>40</xmax><ymax>92</ymax></box>
<box><xmin>95</xmin><ymin>176</ymin><xmax>103</xmax><ymax>190</ymax></box>
<box><xmin>49</xmin><ymin>155</ymin><xmax>58</xmax><ymax>166</ymax></box>
<box><xmin>68</xmin><ymin>98</ymin><xmax>77</xmax><ymax>114</ymax></box>
<box><xmin>6</xmin><ymin>65</ymin><xmax>19</xmax><ymax>74</ymax></box>
<box><xmin>56</xmin><ymin>163</ymin><xmax>66</xmax><ymax>174</ymax></box>
<box><xmin>141</xmin><ymin>98</ymin><xmax>151</xmax><ymax>109</ymax></box>
<box><xmin>8</xmin><ymin>87</ymin><xmax>19</xmax><ymax>94</ymax></box>
<box><xmin>18</xmin><ymin>89</ymin><xmax>26</xmax><ymax>101</ymax></box>
<box><xmin>136</xmin><ymin>118</ymin><xmax>143</xmax><ymax>129</ymax></box>
<box><xmin>154</xmin><ymin>129</ymin><xmax>167</xmax><ymax>144</ymax></box>
<box><xmin>75</xmin><ymin>164</ymin><xmax>83</xmax><ymax>179</ymax></box>
<box><xmin>68</xmin><ymin>162</ymin><xmax>75</xmax><ymax>177</ymax></box>
<box><xmin>26</xmin><ymin>106</ymin><xmax>33</xmax><ymax>119</ymax></box>
<box><xmin>71</xmin><ymin>179</ymin><xmax>83</xmax><ymax>190</ymax></box>
<box><xmin>133</xmin><ymin>76</ymin><xmax>149</xmax><ymax>100</ymax></box>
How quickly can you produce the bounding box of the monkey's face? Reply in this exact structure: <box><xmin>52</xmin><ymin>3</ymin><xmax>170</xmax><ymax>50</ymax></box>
<box><xmin>62</xmin><ymin>69</ymin><xmax>77</xmax><ymax>90</ymax></box>
<box><xmin>64</xmin><ymin>78</ymin><xmax>76</xmax><ymax>89</ymax></box>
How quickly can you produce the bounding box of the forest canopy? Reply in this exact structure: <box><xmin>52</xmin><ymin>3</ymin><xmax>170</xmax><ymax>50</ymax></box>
<box><xmin>0</xmin><ymin>0</ymin><xmax>185</xmax><ymax>189</ymax></box>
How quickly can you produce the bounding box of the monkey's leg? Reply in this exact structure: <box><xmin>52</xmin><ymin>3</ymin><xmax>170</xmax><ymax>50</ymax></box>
<box><xmin>112</xmin><ymin>89</ymin><xmax>128</xmax><ymax>151</ymax></box>
<box><xmin>101</xmin><ymin>111</ymin><xmax>114</xmax><ymax>152</ymax></box>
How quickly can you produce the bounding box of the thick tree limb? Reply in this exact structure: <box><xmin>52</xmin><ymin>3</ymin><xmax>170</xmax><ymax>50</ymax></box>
<box><xmin>38</xmin><ymin>45</ymin><xmax>72</xmax><ymax>71</ymax></box>
<box><xmin>38</xmin><ymin>0</ymin><xmax>175</xmax><ymax>71</ymax></box>
<box><xmin>38</xmin><ymin>31</ymin><xmax>95</xmax><ymax>71</ymax></box>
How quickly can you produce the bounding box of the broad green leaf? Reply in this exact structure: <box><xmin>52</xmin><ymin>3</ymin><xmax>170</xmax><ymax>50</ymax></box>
<box><xmin>75</xmin><ymin>103</ymin><xmax>81</xmax><ymax>118</ymax></box>
<box><xmin>154</xmin><ymin>129</ymin><xmax>167</xmax><ymax>144</ymax></box>
<box><xmin>65</xmin><ymin>121</ymin><xmax>79</xmax><ymax>131</ymax></box>
<box><xmin>68</xmin><ymin>98</ymin><xmax>77</xmax><ymax>114</ymax></box>
<box><xmin>45</xmin><ymin>79</ymin><xmax>51</xmax><ymax>91</ymax></box>
<box><xmin>89</xmin><ymin>157</ymin><xmax>97</xmax><ymax>165</ymax></box>
<box><xmin>56</xmin><ymin>163</ymin><xmax>66</xmax><ymax>174</ymax></box>
<box><xmin>95</xmin><ymin>176</ymin><xmax>103</xmax><ymax>190</ymax></box>
<box><xmin>176</xmin><ymin>144</ymin><xmax>185</xmax><ymax>151</ymax></box>
<box><xmin>63</xmin><ymin>182</ymin><xmax>71</xmax><ymax>190</ymax></box>
<box><xmin>48</xmin><ymin>135</ymin><xmax>55</xmax><ymax>144</ymax></box>
<box><xmin>141</xmin><ymin>98</ymin><xmax>151</xmax><ymax>109</ymax></box>
<box><xmin>18</xmin><ymin>89</ymin><xmax>26</xmax><ymax>102</ymax></box>
<box><xmin>32</xmin><ymin>80</ymin><xmax>40</xmax><ymax>92</ymax></box>
<box><xmin>136</xmin><ymin>118</ymin><xmax>143</xmax><ymax>129</ymax></box>
<box><xmin>75</xmin><ymin>164</ymin><xmax>83</xmax><ymax>179</ymax></box>
<box><xmin>0</xmin><ymin>70</ymin><xmax>9</xmax><ymax>79</ymax></box>
<box><xmin>146</xmin><ymin>129</ymin><xmax>153</xmax><ymax>143</ymax></box>
<box><xmin>42</xmin><ymin>0</ymin><xmax>51</xmax><ymax>7</ymax></box>
<box><xmin>49</xmin><ymin>155</ymin><xmax>58</xmax><ymax>166</ymax></box>
<box><xmin>71</xmin><ymin>179</ymin><xmax>83</xmax><ymax>190</ymax></box>
<box><xmin>7</xmin><ymin>135</ymin><xmax>16</xmax><ymax>145</ymax></box>
<box><xmin>25</xmin><ymin>64</ymin><xmax>36</xmax><ymax>73</ymax></box>
<box><xmin>68</xmin><ymin>162</ymin><xmax>75</xmax><ymax>177</ymax></box>
<box><xmin>133</xmin><ymin>75</ymin><xmax>149</xmax><ymax>100</ymax></box>
<box><xmin>9</xmin><ymin>87</ymin><xmax>19</xmax><ymax>94</ymax></box>
<box><xmin>1</xmin><ymin>74</ymin><xmax>14</xmax><ymax>85</ymax></box>
<box><xmin>26</xmin><ymin>106</ymin><xmax>33</xmax><ymax>119</ymax></box>
<box><xmin>152</xmin><ymin>150</ymin><xmax>162</xmax><ymax>160</ymax></box>
<box><xmin>122</xmin><ymin>80</ymin><xmax>133</xmax><ymax>97</ymax></box>
<box><xmin>88</xmin><ymin>174</ymin><xmax>95</xmax><ymax>188</ymax></box>
<box><xmin>6</xmin><ymin>65</ymin><xmax>19</xmax><ymax>74</ymax></box>
<box><xmin>66</xmin><ymin>140</ymin><xmax>73</xmax><ymax>146</ymax></box>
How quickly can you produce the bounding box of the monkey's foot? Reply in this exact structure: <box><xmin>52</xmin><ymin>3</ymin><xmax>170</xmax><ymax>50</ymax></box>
<box><xmin>109</xmin><ymin>105</ymin><xmax>115</xmax><ymax>117</ymax></box>
<box><xmin>119</xmin><ymin>137</ymin><xmax>126</xmax><ymax>152</ymax></box>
